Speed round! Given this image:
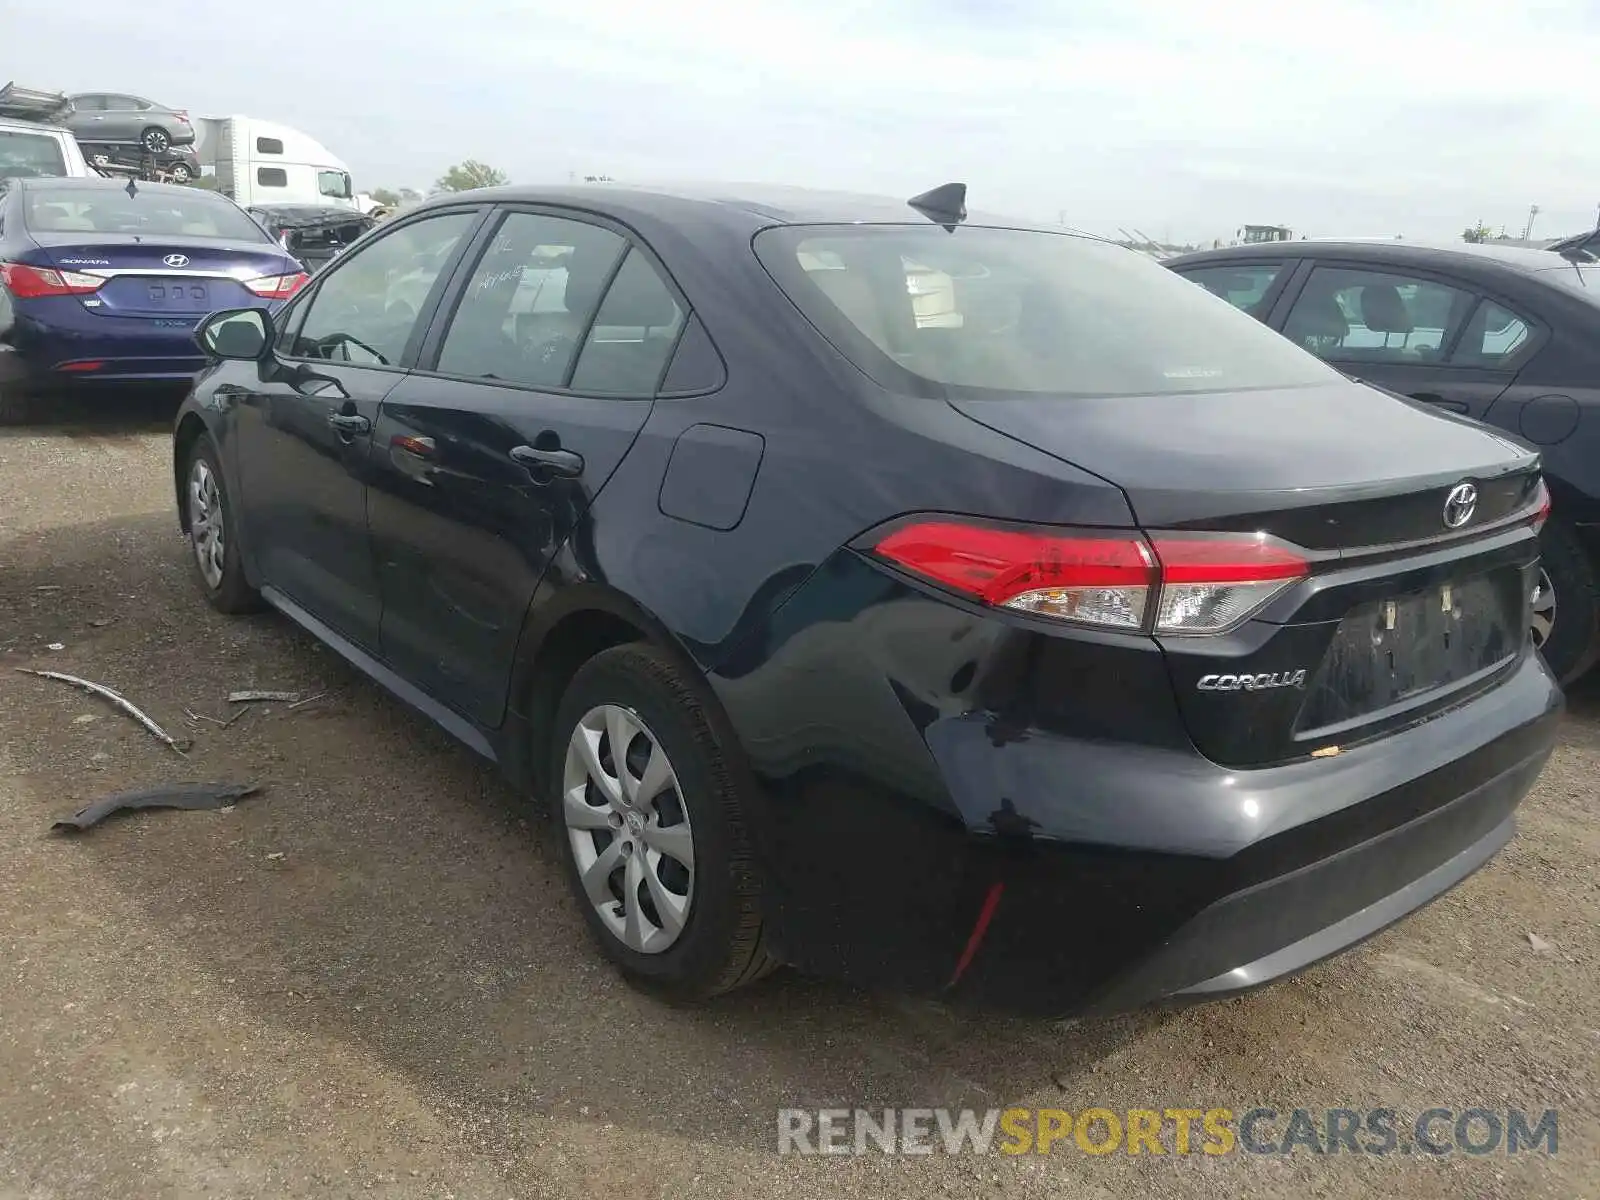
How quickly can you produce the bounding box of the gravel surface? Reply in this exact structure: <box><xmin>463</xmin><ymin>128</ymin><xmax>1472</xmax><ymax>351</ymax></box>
<box><xmin>0</xmin><ymin>405</ymin><xmax>1595</xmax><ymax>1199</ymax></box>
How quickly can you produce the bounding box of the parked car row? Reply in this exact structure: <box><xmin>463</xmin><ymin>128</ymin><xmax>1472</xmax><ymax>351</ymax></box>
<box><xmin>1165</xmin><ymin>239</ymin><xmax>1600</xmax><ymax>685</ymax></box>
<box><xmin>158</xmin><ymin>181</ymin><xmax>1560</xmax><ymax>1017</ymax></box>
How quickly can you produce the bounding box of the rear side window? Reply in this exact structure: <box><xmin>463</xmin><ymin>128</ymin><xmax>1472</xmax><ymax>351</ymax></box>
<box><xmin>257</xmin><ymin>167</ymin><xmax>288</xmax><ymax>187</ymax></box>
<box><xmin>569</xmin><ymin>248</ymin><xmax>684</xmax><ymax>394</ymax></box>
<box><xmin>22</xmin><ymin>186</ymin><xmax>269</xmax><ymax>239</ymax></box>
<box><xmin>1282</xmin><ymin>266</ymin><xmax>1473</xmax><ymax>364</ymax></box>
<box><xmin>1177</xmin><ymin>263</ymin><xmax>1285</xmax><ymax>317</ymax></box>
<box><xmin>1451</xmin><ymin>300</ymin><xmax>1533</xmax><ymax>367</ymax></box>
<box><xmin>0</xmin><ymin>130</ymin><xmax>68</xmax><ymax>179</ymax></box>
<box><xmin>755</xmin><ymin>225</ymin><xmax>1335</xmax><ymax>398</ymax></box>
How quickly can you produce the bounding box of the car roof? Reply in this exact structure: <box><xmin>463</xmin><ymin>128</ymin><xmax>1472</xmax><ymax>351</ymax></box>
<box><xmin>408</xmin><ymin>182</ymin><xmax>1060</xmax><ymax>235</ymax></box>
<box><xmin>0</xmin><ymin>117</ymin><xmax>70</xmax><ymax>135</ymax></box>
<box><xmin>11</xmin><ymin>177</ymin><xmax>214</xmax><ymax>196</ymax></box>
<box><xmin>1171</xmin><ymin>238</ymin><xmax>1570</xmax><ymax>276</ymax></box>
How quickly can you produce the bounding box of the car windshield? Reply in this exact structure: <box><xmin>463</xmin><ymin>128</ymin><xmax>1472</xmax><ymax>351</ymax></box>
<box><xmin>755</xmin><ymin>224</ymin><xmax>1340</xmax><ymax>398</ymax></box>
<box><xmin>0</xmin><ymin>129</ymin><xmax>68</xmax><ymax>179</ymax></box>
<box><xmin>23</xmin><ymin>186</ymin><xmax>270</xmax><ymax>240</ymax></box>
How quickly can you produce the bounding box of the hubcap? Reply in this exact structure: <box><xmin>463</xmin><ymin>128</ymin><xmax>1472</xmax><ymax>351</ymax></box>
<box><xmin>187</xmin><ymin>459</ymin><xmax>225</xmax><ymax>589</ymax></box>
<box><xmin>1531</xmin><ymin>568</ymin><xmax>1556</xmax><ymax>649</ymax></box>
<box><xmin>562</xmin><ymin>704</ymin><xmax>694</xmax><ymax>954</ymax></box>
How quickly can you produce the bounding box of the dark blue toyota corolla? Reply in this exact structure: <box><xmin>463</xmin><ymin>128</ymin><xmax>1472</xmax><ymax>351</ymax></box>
<box><xmin>0</xmin><ymin>177</ymin><xmax>306</xmax><ymax>422</ymax></box>
<box><xmin>171</xmin><ymin>182</ymin><xmax>1562</xmax><ymax>1015</ymax></box>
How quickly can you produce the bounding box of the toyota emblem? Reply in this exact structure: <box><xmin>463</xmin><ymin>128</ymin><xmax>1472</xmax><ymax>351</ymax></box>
<box><xmin>1443</xmin><ymin>482</ymin><xmax>1478</xmax><ymax>529</ymax></box>
<box><xmin>163</xmin><ymin>253</ymin><xmax>189</xmax><ymax>268</ymax></box>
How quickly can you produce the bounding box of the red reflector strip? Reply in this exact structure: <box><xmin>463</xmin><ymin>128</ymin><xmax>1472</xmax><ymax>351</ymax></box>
<box><xmin>58</xmin><ymin>361</ymin><xmax>105</xmax><ymax>372</ymax></box>
<box><xmin>946</xmin><ymin>881</ymin><xmax>1004</xmax><ymax>989</ymax></box>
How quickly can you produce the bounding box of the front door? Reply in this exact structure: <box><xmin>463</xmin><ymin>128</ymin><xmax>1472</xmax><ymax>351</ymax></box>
<box><xmin>1274</xmin><ymin>263</ymin><xmax>1530</xmax><ymax>420</ymax></box>
<box><xmin>231</xmin><ymin>207</ymin><xmax>485</xmax><ymax>650</ymax></box>
<box><xmin>368</xmin><ymin>207</ymin><xmax>687</xmax><ymax>726</ymax></box>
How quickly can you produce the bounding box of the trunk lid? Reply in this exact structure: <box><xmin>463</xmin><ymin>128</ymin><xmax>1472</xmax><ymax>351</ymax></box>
<box><xmin>29</xmin><ymin>234</ymin><xmax>293</xmax><ymax>317</ymax></box>
<box><xmin>949</xmin><ymin>379</ymin><xmax>1545</xmax><ymax>767</ymax></box>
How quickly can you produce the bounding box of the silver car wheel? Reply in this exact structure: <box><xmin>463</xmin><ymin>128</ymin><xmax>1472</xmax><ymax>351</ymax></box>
<box><xmin>1531</xmin><ymin>568</ymin><xmax>1556</xmax><ymax>650</ymax></box>
<box><xmin>562</xmin><ymin>703</ymin><xmax>695</xmax><ymax>955</ymax></box>
<box><xmin>187</xmin><ymin>458</ymin><xmax>226</xmax><ymax>590</ymax></box>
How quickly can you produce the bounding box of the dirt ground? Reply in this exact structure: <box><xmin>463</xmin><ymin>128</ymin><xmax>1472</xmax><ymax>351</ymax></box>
<box><xmin>0</xmin><ymin>400</ymin><xmax>1596</xmax><ymax>1200</ymax></box>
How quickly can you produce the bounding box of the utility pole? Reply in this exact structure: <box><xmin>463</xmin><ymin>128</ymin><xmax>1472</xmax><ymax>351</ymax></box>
<box><xmin>1522</xmin><ymin>204</ymin><xmax>1540</xmax><ymax>241</ymax></box>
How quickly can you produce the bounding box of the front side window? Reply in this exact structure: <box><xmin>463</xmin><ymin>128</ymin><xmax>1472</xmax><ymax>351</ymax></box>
<box><xmin>23</xmin><ymin>185</ymin><xmax>269</xmax><ymax>239</ymax></box>
<box><xmin>0</xmin><ymin>131</ymin><xmax>68</xmax><ymax>179</ymax></box>
<box><xmin>1282</xmin><ymin>266</ymin><xmax>1472</xmax><ymax>364</ymax></box>
<box><xmin>1178</xmin><ymin>263</ymin><xmax>1285</xmax><ymax>318</ymax></box>
<box><xmin>318</xmin><ymin>170</ymin><xmax>352</xmax><ymax>200</ymax></box>
<box><xmin>291</xmin><ymin>210</ymin><xmax>478</xmax><ymax>365</ymax></box>
<box><xmin>257</xmin><ymin>137</ymin><xmax>285</xmax><ymax>155</ymax></box>
<box><xmin>434</xmin><ymin>211</ymin><xmax>624</xmax><ymax>388</ymax></box>
<box><xmin>756</xmin><ymin>225</ymin><xmax>1335</xmax><ymax>397</ymax></box>
<box><xmin>70</xmin><ymin>95</ymin><xmax>107</xmax><ymax>111</ymax></box>
<box><xmin>257</xmin><ymin>167</ymin><xmax>288</xmax><ymax>188</ymax></box>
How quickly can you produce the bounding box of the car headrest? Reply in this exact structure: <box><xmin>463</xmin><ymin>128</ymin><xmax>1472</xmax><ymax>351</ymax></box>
<box><xmin>1283</xmin><ymin>287</ymin><xmax>1348</xmax><ymax>340</ymax></box>
<box><xmin>1360</xmin><ymin>284</ymin><xmax>1414</xmax><ymax>334</ymax></box>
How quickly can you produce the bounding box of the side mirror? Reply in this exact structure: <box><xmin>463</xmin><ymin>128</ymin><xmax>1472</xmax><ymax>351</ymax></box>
<box><xmin>196</xmin><ymin>307</ymin><xmax>273</xmax><ymax>360</ymax></box>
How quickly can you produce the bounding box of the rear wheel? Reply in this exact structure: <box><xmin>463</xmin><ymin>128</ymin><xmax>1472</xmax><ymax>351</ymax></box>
<box><xmin>1533</xmin><ymin>518</ymin><xmax>1600</xmax><ymax>685</ymax></box>
<box><xmin>0</xmin><ymin>382</ymin><xmax>37</xmax><ymax>426</ymax></box>
<box><xmin>141</xmin><ymin>127</ymin><xmax>170</xmax><ymax>153</ymax></box>
<box><xmin>549</xmin><ymin>643</ymin><xmax>776</xmax><ymax>1000</ymax></box>
<box><xmin>184</xmin><ymin>434</ymin><xmax>260</xmax><ymax>614</ymax></box>
<box><xmin>168</xmin><ymin>161</ymin><xmax>192</xmax><ymax>183</ymax></box>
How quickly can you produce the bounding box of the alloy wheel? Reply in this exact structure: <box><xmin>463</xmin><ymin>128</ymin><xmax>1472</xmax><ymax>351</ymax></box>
<box><xmin>562</xmin><ymin>704</ymin><xmax>695</xmax><ymax>954</ymax></box>
<box><xmin>188</xmin><ymin>458</ymin><xmax>226</xmax><ymax>590</ymax></box>
<box><xmin>1531</xmin><ymin>568</ymin><xmax>1556</xmax><ymax>650</ymax></box>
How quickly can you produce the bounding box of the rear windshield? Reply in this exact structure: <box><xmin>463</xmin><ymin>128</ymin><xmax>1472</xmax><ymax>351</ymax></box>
<box><xmin>755</xmin><ymin>225</ymin><xmax>1339</xmax><ymax>398</ymax></box>
<box><xmin>0</xmin><ymin>129</ymin><xmax>68</xmax><ymax>179</ymax></box>
<box><xmin>23</xmin><ymin>186</ymin><xmax>269</xmax><ymax>240</ymax></box>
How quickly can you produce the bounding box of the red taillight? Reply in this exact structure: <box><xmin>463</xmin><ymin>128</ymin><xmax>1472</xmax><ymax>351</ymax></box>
<box><xmin>1532</xmin><ymin>477</ymin><xmax>1551</xmax><ymax>531</ymax></box>
<box><xmin>174</xmin><ymin>109</ymin><xmax>191</xmax><ymax>124</ymax></box>
<box><xmin>244</xmin><ymin>272</ymin><xmax>309</xmax><ymax>300</ymax></box>
<box><xmin>871</xmin><ymin>519</ymin><xmax>1309</xmax><ymax>635</ymax></box>
<box><xmin>0</xmin><ymin>261</ymin><xmax>105</xmax><ymax>299</ymax></box>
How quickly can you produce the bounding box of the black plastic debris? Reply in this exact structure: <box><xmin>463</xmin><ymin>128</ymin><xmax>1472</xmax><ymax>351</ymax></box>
<box><xmin>52</xmin><ymin>783</ymin><xmax>261</xmax><ymax>833</ymax></box>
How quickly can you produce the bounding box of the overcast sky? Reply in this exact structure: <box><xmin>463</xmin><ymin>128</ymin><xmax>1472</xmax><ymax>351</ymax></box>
<box><xmin>9</xmin><ymin>0</ymin><xmax>1600</xmax><ymax>243</ymax></box>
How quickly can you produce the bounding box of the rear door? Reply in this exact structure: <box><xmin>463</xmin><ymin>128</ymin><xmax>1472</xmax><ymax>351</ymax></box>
<box><xmin>231</xmin><ymin>206</ymin><xmax>487</xmax><ymax>650</ymax></box>
<box><xmin>367</xmin><ymin>206</ymin><xmax>686</xmax><ymax>726</ymax></box>
<box><xmin>1272</xmin><ymin>262</ymin><xmax>1534</xmax><ymax>421</ymax></box>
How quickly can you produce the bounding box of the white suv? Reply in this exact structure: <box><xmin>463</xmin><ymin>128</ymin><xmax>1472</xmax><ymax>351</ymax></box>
<box><xmin>0</xmin><ymin>119</ymin><xmax>92</xmax><ymax>181</ymax></box>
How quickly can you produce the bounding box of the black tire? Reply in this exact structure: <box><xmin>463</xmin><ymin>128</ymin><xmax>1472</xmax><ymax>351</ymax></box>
<box><xmin>549</xmin><ymin>643</ymin><xmax>777</xmax><ymax>1000</ymax></box>
<box><xmin>0</xmin><ymin>383</ymin><xmax>38</xmax><ymax>426</ymax></box>
<box><xmin>169</xmin><ymin>162</ymin><xmax>192</xmax><ymax>183</ymax></box>
<box><xmin>1534</xmin><ymin>518</ymin><xmax>1600</xmax><ymax>685</ymax></box>
<box><xmin>141</xmin><ymin>127</ymin><xmax>170</xmax><ymax>153</ymax></box>
<box><xmin>182</xmin><ymin>434</ymin><xmax>261</xmax><ymax>614</ymax></box>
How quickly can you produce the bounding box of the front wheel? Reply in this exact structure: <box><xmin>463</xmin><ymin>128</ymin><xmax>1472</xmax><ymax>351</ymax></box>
<box><xmin>184</xmin><ymin>434</ymin><xmax>261</xmax><ymax>614</ymax></box>
<box><xmin>141</xmin><ymin>127</ymin><xmax>171</xmax><ymax>153</ymax></box>
<box><xmin>549</xmin><ymin>643</ymin><xmax>777</xmax><ymax>1000</ymax></box>
<box><xmin>1533</xmin><ymin>518</ymin><xmax>1600</xmax><ymax>685</ymax></box>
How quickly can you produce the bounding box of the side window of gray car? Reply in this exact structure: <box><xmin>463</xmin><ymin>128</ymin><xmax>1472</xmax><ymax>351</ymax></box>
<box><xmin>1282</xmin><ymin>266</ymin><xmax>1474</xmax><ymax>365</ymax></box>
<box><xmin>1178</xmin><ymin>263</ymin><xmax>1285</xmax><ymax>319</ymax></box>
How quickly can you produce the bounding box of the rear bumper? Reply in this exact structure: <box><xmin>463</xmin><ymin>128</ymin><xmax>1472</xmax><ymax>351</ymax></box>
<box><xmin>712</xmin><ymin>554</ymin><xmax>1563</xmax><ymax>1016</ymax></box>
<box><xmin>945</xmin><ymin>652</ymin><xmax>1561</xmax><ymax>1015</ymax></box>
<box><xmin>8</xmin><ymin>308</ymin><xmax>207</xmax><ymax>384</ymax></box>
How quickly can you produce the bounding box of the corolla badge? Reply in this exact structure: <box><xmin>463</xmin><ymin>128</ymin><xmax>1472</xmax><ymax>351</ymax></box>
<box><xmin>1197</xmin><ymin>670</ymin><xmax>1307</xmax><ymax>692</ymax></box>
<box><xmin>1443</xmin><ymin>482</ymin><xmax>1478</xmax><ymax>529</ymax></box>
<box><xmin>163</xmin><ymin>253</ymin><xmax>190</xmax><ymax>268</ymax></box>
